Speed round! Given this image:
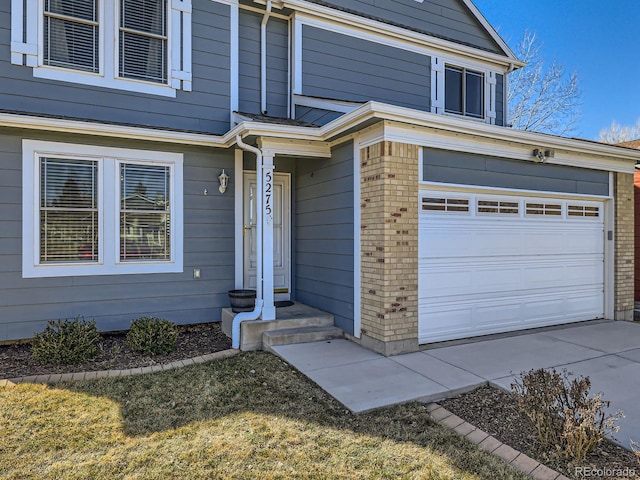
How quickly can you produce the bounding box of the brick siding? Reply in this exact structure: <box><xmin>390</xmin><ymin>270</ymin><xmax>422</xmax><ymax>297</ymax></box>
<box><xmin>615</xmin><ymin>172</ymin><xmax>634</xmax><ymax>319</ymax></box>
<box><xmin>359</xmin><ymin>141</ymin><xmax>419</xmax><ymax>352</ymax></box>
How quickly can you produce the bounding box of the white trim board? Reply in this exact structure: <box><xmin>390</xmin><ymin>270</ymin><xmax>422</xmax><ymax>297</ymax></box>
<box><xmin>284</xmin><ymin>0</ymin><xmax>522</xmax><ymax>70</ymax></box>
<box><xmin>5</xmin><ymin>102</ymin><xmax>640</xmax><ymax>172</ymax></box>
<box><xmin>22</xmin><ymin>140</ymin><xmax>184</xmax><ymax>278</ymax></box>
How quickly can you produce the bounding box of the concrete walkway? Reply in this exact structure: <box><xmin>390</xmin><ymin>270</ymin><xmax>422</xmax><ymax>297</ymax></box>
<box><xmin>270</xmin><ymin>320</ymin><xmax>640</xmax><ymax>448</ymax></box>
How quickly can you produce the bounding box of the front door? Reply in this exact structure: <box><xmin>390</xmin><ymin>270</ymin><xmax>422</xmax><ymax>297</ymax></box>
<box><xmin>243</xmin><ymin>172</ymin><xmax>291</xmax><ymax>300</ymax></box>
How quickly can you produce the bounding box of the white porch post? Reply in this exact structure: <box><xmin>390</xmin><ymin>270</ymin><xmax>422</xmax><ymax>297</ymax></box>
<box><xmin>261</xmin><ymin>151</ymin><xmax>276</xmax><ymax>320</ymax></box>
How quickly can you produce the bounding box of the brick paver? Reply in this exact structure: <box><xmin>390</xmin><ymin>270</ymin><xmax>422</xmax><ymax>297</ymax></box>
<box><xmin>430</xmin><ymin>405</ymin><xmax>567</xmax><ymax>479</ymax></box>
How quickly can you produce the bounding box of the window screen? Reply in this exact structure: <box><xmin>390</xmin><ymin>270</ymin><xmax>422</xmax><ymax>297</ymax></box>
<box><xmin>119</xmin><ymin>0</ymin><xmax>167</xmax><ymax>84</ymax></box>
<box><xmin>445</xmin><ymin>65</ymin><xmax>484</xmax><ymax>118</ymax></box>
<box><xmin>120</xmin><ymin>163</ymin><xmax>171</xmax><ymax>261</ymax></box>
<box><xmin>43</xmin><ymin>0</ymin><xmax>99</xmax><ymax>73</ymax></box>
<box><xmin>40</xmin><ymin>158</ymin><xmax>98</xmax><ymax>262</ymax></box>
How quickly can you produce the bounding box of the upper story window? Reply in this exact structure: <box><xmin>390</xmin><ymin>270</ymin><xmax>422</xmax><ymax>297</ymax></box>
<box><xmin>23</xmin><ymin>140</ymin><xmax>184</xmax><ymax>278</ymax></box>
<box><xmin>431</xmin><ymin>57</ymin><xmax>498</xmax><ymax>124</ymax></box>
<box><xmin>444</xmin><ymin>65</ymin><xmax>484</xmax><ymax>119</ymax></box>
<box><xmin>11</xmin><ymin>0</ymin><xmax>192</xmax><ymax>97</ymax></box>
<box><xmin>44</xmin><ymin>0</ymin><xmax>100</xmax><ymax>73</ymax></box>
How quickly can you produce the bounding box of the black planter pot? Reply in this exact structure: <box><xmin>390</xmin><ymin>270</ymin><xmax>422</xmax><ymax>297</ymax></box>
<box><xmin>228</xmin><ymin>289</ymin><xmax>257</xmax><ymax>313</ymax></box>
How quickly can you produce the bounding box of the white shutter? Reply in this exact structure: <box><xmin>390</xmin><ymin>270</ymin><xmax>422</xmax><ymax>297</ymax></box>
<box><xmin>170</xmin><ymin>0</ymin><xmax>192</xmax><ymax>91</ymax></box>
<box><xmin>11</xmin><ymin>0</ymin><xmax>38</xmax><ymax>67</ymax></box>
<box><xmin>430</xmin><ymin>56</ymin><xmax>444</xmax><ymax>114</ymax></box>
<box><xmin>486</xmin><ymin>71</ymin><xmax>497</xmax><ymax>124</ymax></box>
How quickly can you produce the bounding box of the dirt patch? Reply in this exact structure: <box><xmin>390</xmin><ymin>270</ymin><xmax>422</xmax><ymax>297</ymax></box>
<box><xmin>0</xmin><ymin>322</ymin><xmax>231</xmax><ymax>379</ymax></box>
<box><xmin>440</xmin><ymin>385</ymin><xmax>638</xmax><ymax>479</ymax></box>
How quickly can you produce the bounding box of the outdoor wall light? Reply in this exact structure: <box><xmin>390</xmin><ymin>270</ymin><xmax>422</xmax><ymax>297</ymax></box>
<box><xmin>533</xmin><ymin>148</ymin><xmax>555</xmax><ymax>163</ymax></box>
<box><xmin>218</xmin><ymin>169</ymin><xmax>229</xmax><ymax>194</ymax></box>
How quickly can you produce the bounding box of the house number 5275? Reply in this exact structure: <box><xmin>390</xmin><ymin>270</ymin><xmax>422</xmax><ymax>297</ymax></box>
<box><xmin>264</xmin><ymin>170</ymin><xmax>273</xmax><ymax>218</ymax></box>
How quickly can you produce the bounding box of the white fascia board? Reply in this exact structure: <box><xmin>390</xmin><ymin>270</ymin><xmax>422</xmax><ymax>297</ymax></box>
<box><xmin>257</xmin><ymin>137</ymin><xmax>331</xmax><ymax>158</ymax></box>
<box><xmin>6</xmin><ymin>103</ymin><xmax>640</xmax><ymax>174</ymax></box>
<box><xmin>322</xmin><ymin>102</ymin><xmax>640</xmax><ymax>172</ymax></box>
<box><xmin>283</xmin><ymin>1</ymin><xmax>524</xmax><ymax>70</ymax></box>
<box><xmin>0</xmin><ymin>112</ymin><xmax>229</xmax><ymax>147</ymax></box>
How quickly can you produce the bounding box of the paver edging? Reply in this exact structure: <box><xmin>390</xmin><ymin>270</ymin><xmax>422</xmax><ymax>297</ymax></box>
<box><xmin>1</xmin><ymin>348</ymin><xmax>240</xmax><ymax>385</ymax></box>
<box><xmin>427</xmin><ymin>402</ymin><xmax>568</xmax><ymax>480</ymax></box>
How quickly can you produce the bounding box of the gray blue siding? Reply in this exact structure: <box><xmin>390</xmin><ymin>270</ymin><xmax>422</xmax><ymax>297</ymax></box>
<box><xmin>0</xmin><ymin>129</ymin><xmax>236</xmax><ymax>341</ymax></box>
<box><xmin>295</xmin><ymin>141</ymin><xmax>354</xmax><ymax>335</ymax></box>
<box><xmin>496</xmin><ymin>74</ymin><xmax>505</xmax><ymax>127</ymax></box>
<box><xmin>238</xmin><ymin>11</ymin><xmax>289</xmax><ymax>118</ymax></box>
<box><xmin>306</xmin><ymin>0</ymin><xmax>501</xmax><ymax>53</ymax></box>
<box><xmin>302</xmin><ymin>26</ymin><xmax>430</xmax><ymax>111</ymax></box>
<box><xmin>423</xmin><ymin>148</ymin><xmax>610</xmax><ymax>196</ymax></box>
<box><xmin>0</xmin><ymin>1</ymin><xmax>231</xmax><ymax>134</ymax></box>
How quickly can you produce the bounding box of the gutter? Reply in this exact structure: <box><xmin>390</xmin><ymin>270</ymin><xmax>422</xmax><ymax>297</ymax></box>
<box><xmin>261</xmin><ymin>0</ymin><xmax>272</xmax><ymax>114</ymax></box>
<box><xmin>231</xmin><ymin>135</ymin><xmax>265</xmax><ymax>349</ymax></box>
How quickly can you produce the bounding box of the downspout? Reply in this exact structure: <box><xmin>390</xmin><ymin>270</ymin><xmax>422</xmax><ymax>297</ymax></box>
<box><xmin>260</xmin><ymin>0</ymin><xmax>272</xmax><ymax>114</ymax></box>
<box><xmin>232</xmin><ymin>135</ymin><xmax>264</xmax><ymax>349</ymax></box>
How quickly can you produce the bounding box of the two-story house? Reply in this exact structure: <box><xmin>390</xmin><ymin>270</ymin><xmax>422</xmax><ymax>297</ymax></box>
<box><xmin>1</xmin><ymin>0</ymin><xmax>638</xmax><ymax>355</ymax></box>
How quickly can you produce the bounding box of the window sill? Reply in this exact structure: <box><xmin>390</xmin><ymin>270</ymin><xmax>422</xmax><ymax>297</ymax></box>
<box><xmin>22</xmin><ymin>261</ymin><xmax>183</xmax><ymax>279</ymax></box>
<box><xmin>33</xmin><ymin>67</ymin><xmax>177</xmax><ymax>98</ymax></box>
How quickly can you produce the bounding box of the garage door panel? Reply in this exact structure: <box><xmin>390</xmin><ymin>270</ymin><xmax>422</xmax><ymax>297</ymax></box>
<box><xmin>421</xmin><ymin>259</ymin><xmax>602</xmax><ymax>298</ymax></box>
<box><xmin>419</xmin><ymin>191</ymin><xmax>605</xmax><ymax>344</ymax></box>
<box><xmin>474</xmin><ymin>302</ymin><xmax>523</xmax><ymax>327</ymax></box>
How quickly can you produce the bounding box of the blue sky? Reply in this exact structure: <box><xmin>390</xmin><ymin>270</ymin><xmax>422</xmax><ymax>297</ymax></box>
<box><xmin>472</xmin><ymin>0</ymin><xmax>640</xmax><ymax>140</ymax></box>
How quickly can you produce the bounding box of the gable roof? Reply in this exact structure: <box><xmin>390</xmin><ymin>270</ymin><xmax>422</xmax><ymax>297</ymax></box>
<box><xmin>294</xmin><ymin>0</ymin><xmax>519</xmax><ymax>62</ymax></box>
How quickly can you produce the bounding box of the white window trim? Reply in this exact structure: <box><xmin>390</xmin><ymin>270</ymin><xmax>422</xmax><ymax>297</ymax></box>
<box><xmin>22</xmin><ymin>140</ymin><xmax>184</xmax><ymax>278</ymax></box>
<box><xmin>431</xmin><ymin>55</ymin><xmax>497</xmax><ymax>124</ymax></box>
<box><xmin>11</xmin><ymin>0</ymin><xmax>192</xmax><ymax>97</ymax></box>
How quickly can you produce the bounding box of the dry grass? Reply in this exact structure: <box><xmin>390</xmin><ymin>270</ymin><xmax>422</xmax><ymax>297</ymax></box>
<box><xmin>1</xmin><ymin>352</ymin><xmax>530</xmax><ymax>479</ymax></box>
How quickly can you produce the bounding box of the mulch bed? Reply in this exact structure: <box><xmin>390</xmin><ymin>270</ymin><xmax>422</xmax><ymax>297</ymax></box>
<box><xmin>441</xmin><ymin>385</ymin><xmax>639</xmax><ymax>479</ymax></box>
<box><xmin>0</xmin><ymin>322</ymin><xmax>231</xmax><ymax>379</ymax></box>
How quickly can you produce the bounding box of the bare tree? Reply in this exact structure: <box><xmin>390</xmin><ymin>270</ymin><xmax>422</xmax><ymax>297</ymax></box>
<box><xmin>508</xmin><ymin>31</ymin><xmax>581</xmax><ymax>136</ymax></box>
<box><xmin>597</xmin><ymin>120</ymin><xmax>640</xmax><ymax>144</ymax></box>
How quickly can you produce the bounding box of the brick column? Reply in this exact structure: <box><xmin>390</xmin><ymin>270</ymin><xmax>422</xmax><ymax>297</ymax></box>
<box><xmin>359</xmin><ymin>141</ymin><xmax>419</xmax><ymax>355</ymax></box>
<box><xmin>615</xmin><ymin>172</ymin><xmax>634</xmax><ymax>320</ymax></box>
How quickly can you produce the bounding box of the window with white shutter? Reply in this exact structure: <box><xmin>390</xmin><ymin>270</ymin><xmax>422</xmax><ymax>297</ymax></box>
<box><xmin>11</xmin><ymin>0</ymin><xmax>191</xmax><ymax>97</ymax></box>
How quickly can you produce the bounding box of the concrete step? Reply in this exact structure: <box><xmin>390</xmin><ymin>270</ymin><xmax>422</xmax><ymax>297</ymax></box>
<box><xmin>221</xmin><ymin>302</ymin><xmax>335</xmax><ymax>351</ymax></box>
<box><xmin>263</xmin><ymin>325</ymin><xmax>344</xmax><ymax>350</ymax></box>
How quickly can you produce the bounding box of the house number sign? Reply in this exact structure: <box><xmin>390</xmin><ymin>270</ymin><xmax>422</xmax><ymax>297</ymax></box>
<box><xmin>264</xmin><ymin>168</ymin><xmax>273</xmax><ymax>225</ymax></box>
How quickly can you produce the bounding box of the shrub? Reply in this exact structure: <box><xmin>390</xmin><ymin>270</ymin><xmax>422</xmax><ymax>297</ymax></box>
<box><xmin>126</xmin><ymin>317</ymin><xmax>178</xmax><ymax>356</ymax></box>
<box><xmin>31</xmin><ymin>317</ymin><xmax>100</xmax><ymax>365</ymax></box>
<box><xmin>511</xmin><ymin>368</ymin><xmax>622</xmax><ymax>462</ymax></box>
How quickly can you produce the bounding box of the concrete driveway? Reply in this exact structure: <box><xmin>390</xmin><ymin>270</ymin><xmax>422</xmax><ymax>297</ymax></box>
<box><xmin>270</xmin><ymin>320</ymin><xmax>640</xmax><ymax>449</ymax></box>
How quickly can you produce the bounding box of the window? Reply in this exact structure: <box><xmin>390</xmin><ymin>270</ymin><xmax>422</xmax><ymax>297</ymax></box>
<box><xmin>568</xmin><ymin>205</ymin><xmax>600</xmax><ymax>218</ymax></box>
<box><xmin>431</xmin><ymin>57</ymin><xmax>496</xmax><ymax>123</ymax></box>
<box><xmin>119</xmin><ymin>0</ymin><xmax>168</xmax><ymax>84</ymax></box>
<box><xmin>44</xmin><ymin>0</ymin><xmax>100</xmax><ymax>73</ymax></box>
<box><xmin>525</xmin><ymin>202</ymin><xmax>562</xmax><ymax>217</ymax></box>
<box><xmin>445</xmin><ymin>66</ymin><xmax>484</xmax><ymax>118</ymax></box>
<box><xmin>23</xmin><ymin>140</ymin><xmax>183</xmax><ymax>278</ymax></box>
<box><xmin>477</xmin><ymin>199</ymin><xmax>519</xmax><ymax>215</ymax></box>
<box><xmin>40</xmin><ymin>157</ymin><xmax>99</xmax><ymax>263</ymax></box>
<box><xmin>422</xmin><ymin>197</ymin><xmax>469</xmax><ymax>213</ymax></box>
<box><xmin>11</xmin><ymin>0</ymin><xmax>192</xmax><ymax>96</ymax></box>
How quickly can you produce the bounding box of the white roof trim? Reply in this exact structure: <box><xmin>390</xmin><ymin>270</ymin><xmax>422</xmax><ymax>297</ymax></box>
<box><xmin>4</xmin><ymin>101</ymin><xmax>640</xmax><ymax>169</ymax></box>
<box><xmin>280</xmin><ymin>0</ymin><xmax>524</xmax><ymax>69</ymax></box>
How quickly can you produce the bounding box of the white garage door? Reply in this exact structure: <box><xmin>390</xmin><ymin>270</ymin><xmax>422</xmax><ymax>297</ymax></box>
<box><xmin>418</xmin><ymin>191</ymin><xmax>605</xmax><ymax>344</ymax></box>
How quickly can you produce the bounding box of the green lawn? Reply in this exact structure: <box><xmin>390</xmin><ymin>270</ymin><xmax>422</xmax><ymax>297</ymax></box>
<box><xmin>1</xmin><ymin>352</ymin><xmax>529</xmax><ymax>479</ymax></box>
